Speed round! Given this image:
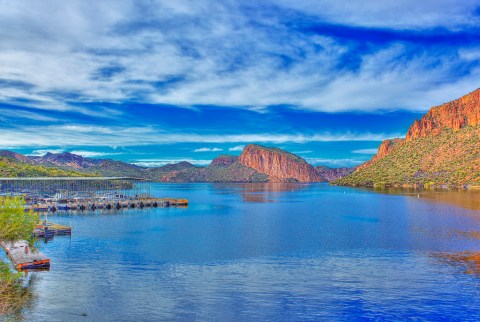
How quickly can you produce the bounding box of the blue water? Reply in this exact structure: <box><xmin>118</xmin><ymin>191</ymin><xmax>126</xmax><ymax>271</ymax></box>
<box><xmin>21</xmin><ymin>183</ymin><xmax>480</xmax><ymax>321</ymax></box>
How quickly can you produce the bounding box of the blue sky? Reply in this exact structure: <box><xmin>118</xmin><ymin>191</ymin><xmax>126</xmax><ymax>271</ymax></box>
<box><xmin>1</xmin><ymin>0</ymin><xmax>480</xmax><ymax>167</ymax></box>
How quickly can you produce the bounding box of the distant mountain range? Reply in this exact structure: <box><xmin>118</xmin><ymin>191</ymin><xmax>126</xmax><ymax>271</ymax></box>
<box><xmin>336</xmin><ymin>88</ymin><xmax>480</xmax><ymax>188</ymax></box>
<box><xmin>0</xmin><ymin>145</ymin><xmax>355</xmax><ymax>182</ymax></box>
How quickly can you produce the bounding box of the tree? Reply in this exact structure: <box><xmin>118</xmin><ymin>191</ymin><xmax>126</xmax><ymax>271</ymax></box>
<box><xmin>0</xmin><ymin>196</ymin><xmax>38</xmax><ymax>244</ymax></box>
<box><xmin>0</xmin><ymin>196</ymin><xmax>38</xmax><ymax>318</ymax></box>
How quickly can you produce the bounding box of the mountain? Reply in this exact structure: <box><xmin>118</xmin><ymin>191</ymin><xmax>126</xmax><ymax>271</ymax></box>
<box><xmin>336</xmin><ymin>88</ymin><xmax>480</xmax><ymax>187</ymax></box>
<box><xmin>150</xmin><ymin>155</ymin><xmax>269</xmax><ymax>182</ymax></box>
<box><xmin>355</xmin><ymin>138</ymin><xmax>403</xmax><ymax>171</ymax></box>
<box><xmin>31</xmin><ymin>152</ymin><xmax>101</xmax><ymax>169</ymax></box>
<box><xmin>238</xmin><ymin>144</ymin><xmax>324</xmax><ymax>182</ymax></box>
<box><xmin>405</xmin><ymin>88</ymin><xmax>480</xmax><ymax>141</ymax></box>
<box><xmin>209</xmin><ymin>155</ymin><xmax>238</xmax><ymax>167</ymax></box>
<box><xmin>0</xmin><ymin>150</ymin><xmax>34</xmax><ymax>164</ymax></box>
<box><xmin>0</xmin><ymin>156</ymin><xmax>88</xmax><ymax>177</ymax></box>
<box><xmin>315</xmin><ymin>166</ymin><xmax>356</xmax><ymax>182</ymax></box>
<box><xmin>0</xmin><ymin>146</ymin><xmax>353</xmax><ymax>182</ymax></box>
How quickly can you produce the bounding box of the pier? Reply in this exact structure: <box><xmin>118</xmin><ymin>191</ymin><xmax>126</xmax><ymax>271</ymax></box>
<box><xmin>0</xmin><ymin>240</ymin><xmax>50</xmax><ymax>270</ymax></box>
<box><xmin>0</xmin><ymin>177</ymin><xmax>188</xmax><ymax>212</ymax></box>
<box><xmin>27</xmin><ymin>197</ymin><xmax>188</xmax><ymax>213</ymax></box>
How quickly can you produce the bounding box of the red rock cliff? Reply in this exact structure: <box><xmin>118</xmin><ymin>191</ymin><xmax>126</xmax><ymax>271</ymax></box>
<box><xmin>238</xmin><ymin>144</ymin><xmax>324</xmax><ymax>182</ymax></box>
<box><xmin>406</xmin><ymin>88</ymin><xmax>480</xmax><ymax>141</ymax></box>
<box><xmin>357</xmin><ymin>138</ymin><xmax>404</xmax><ymax>171</ymax></box>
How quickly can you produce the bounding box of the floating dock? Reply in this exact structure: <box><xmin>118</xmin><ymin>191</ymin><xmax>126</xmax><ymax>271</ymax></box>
<box><xmin>26</xmin><ymin>197</ymin><xmax>188</xmax><ymax>213</ymax></box>
<box><xmin>0</xmin><ymin>240</ymin><xmax>50</xmax><ymax>270</ymax></box>
<box><xmin>33</xmin><ymin>221</ymin><xmax>72</xmax><ymax>238</ymax></box>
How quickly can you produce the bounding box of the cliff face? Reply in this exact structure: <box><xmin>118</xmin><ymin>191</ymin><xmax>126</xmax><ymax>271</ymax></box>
<box><xmin>336</xmin><ymin>88</ymin><xmax>480</xmax><ymax>187</ymax></box>
<box><xmin>238</xmin><ymin>144</ymin><xmax>324</xmax><ymax>182</ymax></box>
<box><xmin>406</xmin><ymin>88</ymin><xmax>480</xmax><ymax>141</ymax></box>
<box><xmin>356</xmin><ymin>138</ymin><xmax>403</xmax><ymax>171</ymax></box>
<box><xmin>316</xmin><ymin>166</ymin><xmax>356</xmax><ymax>182</ymax></box>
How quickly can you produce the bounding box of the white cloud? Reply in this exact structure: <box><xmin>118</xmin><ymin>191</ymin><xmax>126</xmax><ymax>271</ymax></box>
<box><xmin>132</xmin><ymin>159</ymin><xmax>211</xmax><ymax>167</ymax></box>
<box><xmin>306</xmin><ymin>157</ymin><xmax>367</xmax><ymax>167</ymax></box>
<box><xmin>0</xmin><ymin>109</ymin><xmax>58</xmax><ymax>122</ymax></box>
<box><xmin>0</xmin><ymin>124</ymin><xmax>403</xmax><ymax>148</ymax></box>
<box><xmin>228</xmin><ymin>145</ymin><xmax>245</xmax><ymax>151</ymax></box>
<box><xmin>351</xmin><ymin>148</ymin><xmax>378</xmax><ymax>154</ymax></box>
<box><xmin>292</xmin><ymin>150</ymin><xmax>312</xmax><ymax>154</ymax></box>
<box><xmin>271</xmin><ymin>0</ymin><xmax>480</xmax><ymax>30</ymax></box>
<box><xmin>28</xmin><ymin>149</ymin><xmax>65</xmax><ymax>156</ymax></box>
<box><xmin>193</xmin><ymin>147</ymin><xmax>223</xmax><ymax>152</ymax></box>
<box><xmin>0</xmin><ymin>0</ymin><xmax>477</xmax><ymax>116</ymax></box>
<box><xmin>69</xmin><ymin>150</ymin><xmax>120</xmax><ymax>158</ymax></box>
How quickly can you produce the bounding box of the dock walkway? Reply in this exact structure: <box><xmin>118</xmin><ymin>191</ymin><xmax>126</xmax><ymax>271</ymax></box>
<box><xmin>0</xmin><ymin>240</ymin><xmax>50</xmax><ymax>270</ymax></box>
<box><xmin>26</xmin><ymin>197</ymin><xmax>188</xmax><ymax>213</ymax></box>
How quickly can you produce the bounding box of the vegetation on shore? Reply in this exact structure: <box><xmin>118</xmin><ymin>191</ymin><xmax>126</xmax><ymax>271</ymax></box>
<box><xmin>335</xmin><ymin>126</ymin><xmax>480</xmax><ymax>187</ymax></box>
<box><xmin>0</xmin><ymin>197</ymin><xmax>39</xmax><ymax>317</ymax></box>
<box><xmin>0</xmin><ymin>156</ymin><xmax>89</xmax><ymax>177</ymax></box>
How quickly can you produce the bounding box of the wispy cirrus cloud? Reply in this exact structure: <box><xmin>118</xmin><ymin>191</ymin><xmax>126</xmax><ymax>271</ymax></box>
<box><xmin>0</xmin><ymin>124</ymin><xmax>402</xmax><ymax>148</ymax></box>
<box><xmin>0</xmin><ymin>0</ymin><xmax>479</xmax><ymax>116</ymax></box>
<box><xmin>69</xmin><ymin>150</ymin><xmax>121</xmax><ymax>158</ymax></box>
<box><xmin>274</xmin><ymin>0</ymin><xmax>480</xmax><ymax>30</ymax></box>
<box><xmin>352</xmin><ymin>148</ymin><xmax>378</xmax><ymax>154</ymax></box>
<box><xmin>1</xmin><ymin>1</ymin><xmax>479</xmax><ymax>167</ymax></box>
<box><xmin>132</xmin><ymin>159</ymin><xmax>211</xmax><ymax>167</ymax></box>
<box><xmin>193</xmin><ymin>147</ymin><xmax>223</xmax><ymax>152</ymax></box>
<box><xmin>228</xmin><ymin>145</ymin><xmax>245</xmax><ymax>152</ymax></box>
<box><xmin>28</xmin><ymin>149</ymin><xmax>65</xmax><ymax>156</ymax></box>
<box><xmin>306</xmin><ymin>157</ymin><xmax>367</xmax><ymax>167</ymax></box>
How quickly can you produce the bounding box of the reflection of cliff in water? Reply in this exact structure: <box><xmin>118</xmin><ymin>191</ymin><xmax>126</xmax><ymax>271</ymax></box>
<box><xmin>435</xmin><ymin>252</ymin><xmax>480</xmax><ymax>277</ymax></box>
<box><xmin>367</xmin><ymin>187</ymin><xmax>480</xmax><ymax>211</ymax></box>
<box><xmin>211</xmin><ymin>183</ymin><xmax>312</xmax><ymax>203</ymax></box>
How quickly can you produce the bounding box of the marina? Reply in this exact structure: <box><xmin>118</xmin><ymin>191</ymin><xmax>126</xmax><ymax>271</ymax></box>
<box><xmin>0</xmin><ymin>177</ymin><xmax>188</xmax><ymax>272</ymax></box>
<box><xmin>0</xmin><ymin>177</ymin><xmax>188</xmax><ymax>212</ymax></box>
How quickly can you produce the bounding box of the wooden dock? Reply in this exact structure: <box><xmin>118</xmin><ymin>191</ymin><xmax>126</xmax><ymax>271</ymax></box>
<box><xmin>0</xmin><ymin>240</ymin><xmax>50</xmax><ymax>270</ymax></box>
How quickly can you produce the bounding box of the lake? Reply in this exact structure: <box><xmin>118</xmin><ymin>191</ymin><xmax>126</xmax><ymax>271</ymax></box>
<box><xmin>19</xmin><ymin>183</ymin><xmax>480</xmax><ymax>320</ymax></box>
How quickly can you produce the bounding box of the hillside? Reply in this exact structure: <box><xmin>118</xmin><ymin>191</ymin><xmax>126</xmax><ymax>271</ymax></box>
<box><xmin>153</xmin><ymin>157</ymin><xmax>269</xmax><ymax>182</ymax></box>
<box><xmin>316</xmin><ymin>166</ymin><xmax>356</xmax><ymax>182</ymax></box>
<box><xmin>0</xmin><ymin>157</ymin><xmax>88</xmax><ymax>177</ymax></box>
<box><xmin>336</xmin><ymin>89</ymin><xmax>480</xmax><ymax>187</ymax></box>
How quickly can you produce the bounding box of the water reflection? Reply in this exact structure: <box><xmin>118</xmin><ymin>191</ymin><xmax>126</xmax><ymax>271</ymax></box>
<box><xmin>211</xmin><ymin>183</ymin><xmax>312</xmax><ymax>203</ymax></box>
<box><xmin>20</xmin><ymin>183</ymin><xmax>480</xmax><ymax>320</ymax></box>
<box><xmin>436</xmin><ymin>252</ymin><xmax>480</xmax><ymax>276</ymax></box>
<box><xmin>367</xmin><ymin>187</ymin><xmax>480</xmax><ymax>211</ymax></box>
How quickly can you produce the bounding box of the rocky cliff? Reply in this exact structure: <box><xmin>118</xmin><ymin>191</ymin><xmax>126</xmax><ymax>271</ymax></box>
<box><xmin>356</xmin><ymin>138</ymin><xmax>403</xmax><ymax>171</ymax></box>
<box><xmin>405</xmin><ymin>88</ymin><xmax>480</xmax><ymax>141</ymax></box>
<box><xmin>336</xmin><ymin>88</ymin><xmax>480</xmax><ymax>187</ymax></box>
<box><xmin>238</xmin><ymin>144</ymin><xmax>324</xmax><ymax>182</ymax></box>
<box><xmin>316</xmin><ymin>166</ymin><xmax>356</xmax><ymax>182</ymax></box>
